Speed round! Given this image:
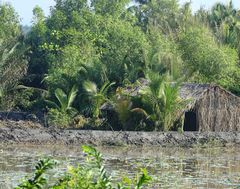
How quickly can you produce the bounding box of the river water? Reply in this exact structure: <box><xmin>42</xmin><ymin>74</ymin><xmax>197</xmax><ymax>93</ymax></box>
<box><xmin>0</xmin><ymin>145</ymin><xmax>239</xmax><ymax>189</ymax></box>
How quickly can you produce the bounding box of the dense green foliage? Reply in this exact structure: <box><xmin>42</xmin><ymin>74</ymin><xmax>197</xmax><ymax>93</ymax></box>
<box><xmin>0</xmin><ymin>0</ymin><xmax>240</xmax><ymax>130</ymax></box>
<box><xmin>0</xmin><ymin>3</ymin><xmax>28</xmax><ymax>110</ymax></box>
<box><xmin>16</xmin><ymin>146</ymin><xmax>152</xmax><ymax>189</ymax></box>
<box><xmin>139</xmin><ymin>72</ymin><xmax>186</xmax><ymax>131</ymax></box>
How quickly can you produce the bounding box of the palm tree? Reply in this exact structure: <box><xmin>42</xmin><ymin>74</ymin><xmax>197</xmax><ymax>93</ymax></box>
<box><xmin>45</xmin><ymin>85</ymin><xmax>78</xmax><ymax>128</ymax></box>
<box><xmin>208</xmin><ymin>1</ymin><xmax>240</xmax><ymax>49</ymax></box>
<box><xmin>46</xmin><ymin>85</ymin><xmax>78</xmax><ymax>115</ymax></box>
<box><xmin>112</xmin><ymin>87</ymin><xmax>148</xmax><ymax>130</ymax></box>
<box><xmin>139</xmin><ymin>72</ymin><xmax>165</xmax><ymax>130</ymax></box>
<box><xmin>83</xmin><ymin>80</ymin><xmax>115</xmax><ymax>118</ymax></box>
<box><xmin>160</xmin><ymin>80</ymin><xmax>185</xmax><ymax>131</ymax></box>
<box><xmin>0</xmin><ymin>38</ymin><xmax>28</xmax><ymax>110</ymax></box>
<box><xmin>113</xmin><ymin>90</ymin><xmax>133</xmax><ymax>126</ymax></box>
<box><xmin>140</xmin><ymin>71</ymin><xmax>185</xmax><ymax>131</ymax></box>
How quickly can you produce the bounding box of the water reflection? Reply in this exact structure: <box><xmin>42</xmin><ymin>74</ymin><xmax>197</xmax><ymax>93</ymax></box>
<box><xmin>0</xmin><ymin>145</ymin><xmax>239</xmax><ymax>189</ymax></box>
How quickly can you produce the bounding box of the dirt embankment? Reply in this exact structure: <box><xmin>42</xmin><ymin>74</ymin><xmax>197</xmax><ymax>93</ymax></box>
<box><xmin>0</xmin><ymin>120</ymin><xmax>240</xmax><ymax>147</ymax></box>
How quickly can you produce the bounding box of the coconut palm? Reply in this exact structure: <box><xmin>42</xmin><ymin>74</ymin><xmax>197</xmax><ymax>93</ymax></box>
<box><xmin>139</xmin><ymin>72</ymin><xmax>165</xmax><ymax>130</ymax></box>
<box><xmin>114</xmin><ymin>91</ymin><xmax>133</xmax><ymax>126</ymax></box>
<box><xmin>160</xmin><ymin>80</ymin><xmax>185</xmax><ymax>131</ymax></box>
<box><xmin>46</xmin><ymin>85</ymin><xmax>78</xmax><ymax>114</ymax></box>
<box><xmin>139</xmin><ymin>71</ymin><xmax>185</xmax><ymax>131</ymax></box>
<box><xmin>83</xmin><ymin>80</ymin><xmax>115</xmax><ymax>118</ymax></box>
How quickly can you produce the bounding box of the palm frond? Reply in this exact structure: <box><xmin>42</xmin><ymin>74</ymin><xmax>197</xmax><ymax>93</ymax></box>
<box><xmin>55</xmin><ymin>88</ymin><xmax>68</xmax><ymax>111</ymax></box>
<box><xmin>99</xmin><ymin>81</ymin><xmax>110</xmax><ymax>94</ymax></box>
<box><xmin>1</xmin><ymin>42</ymin><xmax>19</xmax><ymax>63</ymax></box>
<box><xmin>45</xmin><ymin>100</ymin><xmax>60</xmax><ymax>110</ymax></box>
<box><xmin>67</xmin><ymin>85</ymin><xmax>78</xmax><ymax>108</ymax></box>
<box><xmin>83</xmin><ymin>80</ymin><xmax>98</xmax><ymax>94</ymax></box>
<box><xmin>15</xmin><ymin>85</ymin><xmax>48</xmax><ymax>94</ymax></box>
<box><xmin>131</xmin><ymin>108</ymin><xmax>149</xmax><ymax>117</ymax></box>
<box><xmin>100</xmin><ymin>81</ymin><xmax>115</xmax><ymax>95</ymax></box>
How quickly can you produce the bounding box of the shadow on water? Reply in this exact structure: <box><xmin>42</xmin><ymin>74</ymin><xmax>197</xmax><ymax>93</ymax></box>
<box><xmin>0</xmin><ymin>144</ymin><xmax>239</xmax><ymax>189</ymax></box>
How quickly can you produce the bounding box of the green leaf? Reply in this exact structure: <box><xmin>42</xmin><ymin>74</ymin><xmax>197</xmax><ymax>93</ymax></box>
<box><xmin>100</xmin><ymin>81</ymin><xmax>115</xmax><ymax>95</ymax></box>
<box><xmin>67</xmin><ymin>85</ymin><xmax>78</xmax><ymax>109</ymax></box>
<box><xmin>135</xmin><ymin>168</ymin><xmax>152</xmax><ymax>189</ymax></box>
<box><xmin>83</xmin><ymin>80</ymin><xmax>98</xmax><ymax>94</ymax></box>
<box><xmin>55</xmin><ymin>88</ymin><xmax>68</xmax><ymax>111</ymax></box>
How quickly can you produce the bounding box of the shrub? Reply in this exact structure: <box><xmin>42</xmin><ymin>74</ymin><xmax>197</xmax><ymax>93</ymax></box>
<box><xmin>47</xmin><ymin>108</ymin><xmax>72</xmax><ymax>128</ymax></box>
<box><xmin>16</xmin><ymin>146</ymin><xmax>152</xmax><ymax>189</ymax></box>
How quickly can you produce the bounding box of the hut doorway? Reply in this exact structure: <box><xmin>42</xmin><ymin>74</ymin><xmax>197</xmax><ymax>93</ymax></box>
<box><xmin>183</xmin><ymin>111</ymin><xmax>197</xmax><ymax>131</ymax></box>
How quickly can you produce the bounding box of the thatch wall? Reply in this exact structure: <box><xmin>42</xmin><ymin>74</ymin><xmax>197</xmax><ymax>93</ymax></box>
<box><xmin>195</xmin><ymin>86</ymin><xmax>240</xmax><ymax>131</ymax></box>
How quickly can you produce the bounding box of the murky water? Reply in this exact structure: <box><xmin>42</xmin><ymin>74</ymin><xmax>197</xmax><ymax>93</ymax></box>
<box><xmin>0</xmin><ymin>144</ymin><xmax>239</xmax><ymax>189</ymax></box>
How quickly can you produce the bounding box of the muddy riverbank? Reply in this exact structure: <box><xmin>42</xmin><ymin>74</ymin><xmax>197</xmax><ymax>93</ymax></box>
<box><xmin>0</xmin><ymin>120</ymin><xmax>240</xmax><ymax>147</ymax></box>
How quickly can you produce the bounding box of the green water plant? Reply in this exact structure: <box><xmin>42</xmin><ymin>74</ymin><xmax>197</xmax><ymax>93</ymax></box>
<box><xmin>16</xmin><ymin>146</ymin><xmax>151</xmax><ymax>189</ymax></box>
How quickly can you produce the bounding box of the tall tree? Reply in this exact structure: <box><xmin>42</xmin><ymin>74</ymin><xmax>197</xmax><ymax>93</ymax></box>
<box><xmin>0</xmin><ymin>3</ymin><xmax>28</xmax><ymax>110</ymax></box>
<box><xmin>24</xmin><ymin>6</ymin><xmax>48</xmax><ymax>88</ymax></box>
<box><xmin>179</xmin><ymin>25</ymin><xmax>238</xmax><ymax>83</ymax></box>
<box><xmin>131</xmin><ymin>0</ymin><xmax>180</xmax><ymax>33</ymax></box>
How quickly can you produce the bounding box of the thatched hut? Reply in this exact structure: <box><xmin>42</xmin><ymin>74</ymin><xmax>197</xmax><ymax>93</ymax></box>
<box><xmin>106</xmin><ymin>80</ymin><xmax>240</xmax><ymax>132</ymax></box>
<box><xmin>179</xmin><ymin>83</ymin><xmax>240</xmax><ymax>131</ymax></box>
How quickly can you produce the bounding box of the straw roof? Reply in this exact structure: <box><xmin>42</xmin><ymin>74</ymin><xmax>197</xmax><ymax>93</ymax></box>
<box><xmin>123</xmin><ymin>78</ymin><xmax>212</xmax><ymax>101</ymax></box>
<box><xmin>102</xmin><ymin>78</ymin><xmax>239</xmax><ymax>112</ymax></box>
<box><xmin>122</xmin><ymin>79</ymin><xmax>240</xmax><ymax>110</ymax></box>
<box><xmin>179</xmin><ymin>83</ymin><xmax>211</xmax><ymax>100</ymax></box>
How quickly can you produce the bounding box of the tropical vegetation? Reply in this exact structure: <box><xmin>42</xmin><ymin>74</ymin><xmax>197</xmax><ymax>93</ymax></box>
<box><xmin>0</xmin><ymin>0</ymin><xmax>240</xmax><ymax>130</ymax></box>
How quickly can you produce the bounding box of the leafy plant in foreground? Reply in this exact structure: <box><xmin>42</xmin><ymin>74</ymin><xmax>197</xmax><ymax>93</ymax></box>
<box><xmin>15</xmin><ymin>158</ymin><xmax>57</xmax><ymax>189</ymax></box>
<box><xmin>16</xmin><ymin>146</ymin><xmax>152</xmax><ymax>189</ymax></box>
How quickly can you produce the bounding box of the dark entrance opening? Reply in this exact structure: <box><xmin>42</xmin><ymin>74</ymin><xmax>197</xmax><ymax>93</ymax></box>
<box><xmin>183</xmin><ymin>111</ymin><xmax>197</xmax><ymax>131</ymax></box>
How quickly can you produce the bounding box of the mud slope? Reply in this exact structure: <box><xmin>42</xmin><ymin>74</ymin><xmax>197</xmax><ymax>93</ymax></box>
<box><xmin>0</xmin><ymin>120</ymin><xmax>240</xmax><ymax>147</ymax></box>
